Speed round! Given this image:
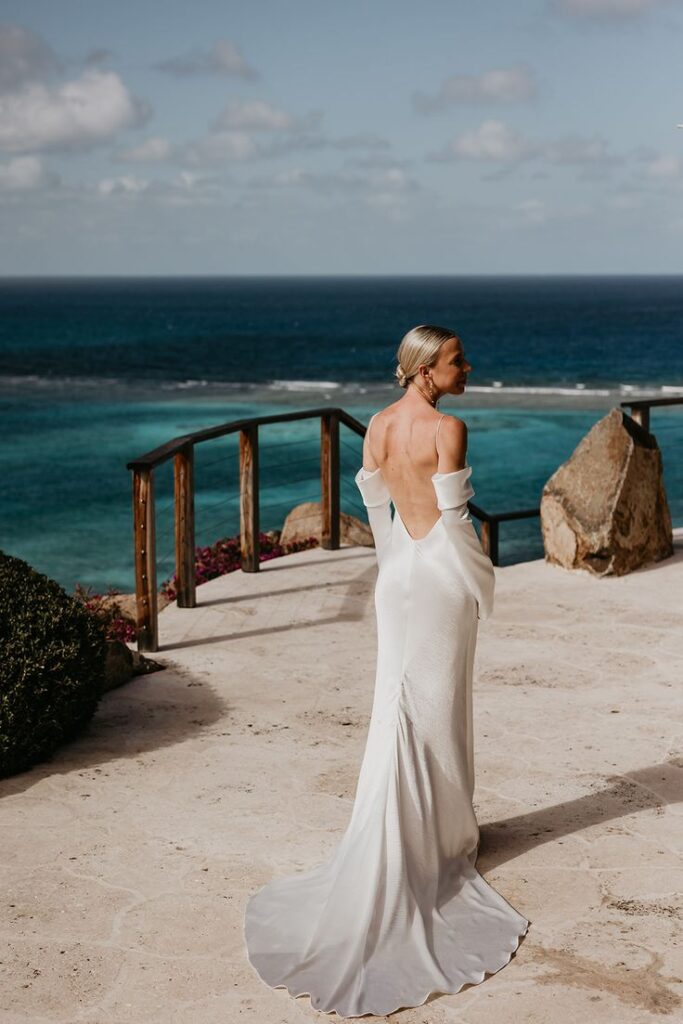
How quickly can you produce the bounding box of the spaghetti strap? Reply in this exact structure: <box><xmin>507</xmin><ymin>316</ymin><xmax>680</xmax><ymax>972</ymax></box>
<box><xmin>435</xmin><ymin>413</ymin><xmax>445</xmax><ymax>457</ymax></box>
<box><xmin>365</xmin><ymin>412</ymin><xmax>378</xmax><ymax>464</ymax></box>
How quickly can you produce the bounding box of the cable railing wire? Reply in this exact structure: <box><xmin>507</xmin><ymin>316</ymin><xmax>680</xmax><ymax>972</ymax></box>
<box><xmin>260</xmin><ymin>437</ymin><xmax>320</xmax><ymax>452</ymax></box>
<box><xmin>260</xmin><ymin>454</ymin><xmax>322</xmax><ymax>472</ymax></box>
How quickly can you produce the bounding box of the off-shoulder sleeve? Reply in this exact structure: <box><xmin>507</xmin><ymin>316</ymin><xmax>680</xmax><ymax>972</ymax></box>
<box><xmin>431</xmin><ymin>465</ymin><xmax>495</xmax><ymax>620</ymax></box>
<box><xmin>432</xmin><ymin>465</ymin><xmax>475</xmax><ymax>511</ymax></box>
<box><xmin>354</xmin><ymin>465</ymin><xmax>391</xmax><ymax>507</ymax></box>
<box><xmin>354</xmin><ymin>466</ymin><xmax>393</xmax><ymax>567</ymax></box>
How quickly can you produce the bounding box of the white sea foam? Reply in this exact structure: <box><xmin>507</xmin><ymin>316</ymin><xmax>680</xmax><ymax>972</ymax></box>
<box><xmin>465</xmin><ymin>385</ymin><xmax>612</xmax><ymax>396</ymax></box>
<box><xmin>0</xmin><ymin>374</ymin><xmax>123</xmax><ymax>389</ymax></box>
<box><xmin>0</xmin><ymin>374</ymin><xmax>681</xmax><ymax>401</ymax></box>
<box><xmin>266</xmin><ymin>379</ymin><xmax>341</xmax><ymax>391</ymax></box>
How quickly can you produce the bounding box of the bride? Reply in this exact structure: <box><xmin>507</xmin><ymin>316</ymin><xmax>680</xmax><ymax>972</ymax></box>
<box><xmin>244</xmin><ymin>324</ymin><xmax>530</xmax><ymax>1017</ymax></box>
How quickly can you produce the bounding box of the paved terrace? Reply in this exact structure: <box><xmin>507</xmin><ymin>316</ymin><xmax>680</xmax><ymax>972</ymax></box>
<box><xmin>2</xmin><ymin>531</ymin><xmax>682</xmax><ymax>1024</ymax></box>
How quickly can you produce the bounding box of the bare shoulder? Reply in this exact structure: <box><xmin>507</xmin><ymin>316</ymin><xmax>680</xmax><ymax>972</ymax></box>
<box><xmin>437</xmin><ymin>413</ymin><xmax>468</xmax><ymax>469</ymax></box>
<box><xmin>439</xmin><ymin>413</ymin><xmax>468</xmax><ymax>442</ymax></box>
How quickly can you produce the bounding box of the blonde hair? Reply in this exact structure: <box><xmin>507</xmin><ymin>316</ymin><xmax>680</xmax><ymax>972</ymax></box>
<box><xmin>395</xmin><ymin>324</ymin><xmax>459</xmax><ymax>389</ymax></box>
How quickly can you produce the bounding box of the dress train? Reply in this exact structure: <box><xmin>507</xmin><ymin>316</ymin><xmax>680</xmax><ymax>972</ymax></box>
<box><xmin>244</xmin><ymin>459</ymin><xmax>529</xmax><ymax>1017</ymax></box>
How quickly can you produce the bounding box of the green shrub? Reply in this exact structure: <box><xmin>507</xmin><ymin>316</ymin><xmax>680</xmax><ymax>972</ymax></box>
<box><xmin>0</xmin><ymin>550</ymin><xmax>108</xmax><ymax>778</ymax></box>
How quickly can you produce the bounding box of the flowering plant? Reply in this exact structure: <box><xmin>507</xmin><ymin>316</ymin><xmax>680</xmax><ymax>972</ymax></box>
<box><xmin>72</xmin><ymin>583</ymin><xmax>137</xmax><ymax>643</ymax></box>
<box><xmin>160</xmin><ymin>529</ymin><xmax>319</xmax><ymax>601</ymax></box>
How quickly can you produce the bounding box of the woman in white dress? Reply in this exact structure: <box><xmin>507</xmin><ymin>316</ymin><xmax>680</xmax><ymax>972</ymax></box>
<box><xmin>244</xmin><ymin>325</ymin><xmax>530</xmax><ymax>1017</ymax></box>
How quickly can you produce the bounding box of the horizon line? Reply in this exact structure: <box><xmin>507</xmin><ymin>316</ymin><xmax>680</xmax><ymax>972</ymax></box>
<box><xmin>3</xmin><ymin>271</ymin><xmax>683</xmax><ymax>281</ymax></box>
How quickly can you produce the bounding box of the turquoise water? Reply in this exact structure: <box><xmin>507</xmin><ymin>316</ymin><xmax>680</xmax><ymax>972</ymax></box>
<box><xmin>2</xmin><ymin>276</ymin><xmax>681</xmax><ymax>592</ymax></box>
<box><xmin>3</xmin><ymin>387</ymin><xmax>680</xmax><ymax>593</ymax></box>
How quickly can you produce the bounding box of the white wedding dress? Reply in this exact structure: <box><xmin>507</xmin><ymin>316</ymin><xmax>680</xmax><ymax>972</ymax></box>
<box><xmin>244</xmin><ymin>417</ymin><xmax>530</xmax><ymax>1017</ymax></box>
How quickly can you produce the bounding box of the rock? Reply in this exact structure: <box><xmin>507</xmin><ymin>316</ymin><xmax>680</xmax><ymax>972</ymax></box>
<box><xmin>131</xmin><ymin>650</ymin><xmax>165</xmax><ymax>675</ymax></box>
<box><xmin>99</xmin><ymin>590</ymin><xmax>172</xmax><ymax>618</ymax></box>
<box><xmin>98</xmin><ymin>592</ymin><xmax>137</xmax><ymax>620</ymax></box>
<box><xmin>280</xmin><ymin>501</ymin><xmax>374</xmax><ymax>548</ymax></box>
<box><xmin>103</xmin><ymin>640</ymin><xmax>134</xmax><ymax>691</ymax></box>
<box><xmin>540</xmin><ymin>408</ymin><xmax>673</xmax><ymax>576</ymax></box>
<box><xmin>103</xmin><ymin>640</ymin><xmax>165</xmax><ymax>691</ymax></box>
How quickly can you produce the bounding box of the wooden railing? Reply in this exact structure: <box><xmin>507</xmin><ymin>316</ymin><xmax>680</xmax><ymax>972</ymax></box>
<box><xmin>126</xmin><ymin>405</ymin><xmax>542</xmax><ymax>652</ymax></box>
<box><xmin>620</xmin><ymin>396</ymin><xmax>682</xmax><ymax>434</ymax></box>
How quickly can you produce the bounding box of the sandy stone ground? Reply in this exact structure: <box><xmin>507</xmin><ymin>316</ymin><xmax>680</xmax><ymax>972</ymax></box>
<box><xmin>2</xmin><ymin>531</ymin><xmax>682</xmax><ymax>1024</ymax></box>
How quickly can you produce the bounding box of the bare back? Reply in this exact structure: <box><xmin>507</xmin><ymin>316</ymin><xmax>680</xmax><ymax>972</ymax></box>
<box><xmin>362</xmin><ymin>400</ymin><xmax>468</xmax><ymax>541</ymax></box>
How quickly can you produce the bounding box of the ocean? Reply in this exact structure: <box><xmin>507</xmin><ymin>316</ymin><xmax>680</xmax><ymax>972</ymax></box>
<box><xmin>1</xmin><ymin>275</ymin><xmax>681</xmax><ymax>594</ymax></box>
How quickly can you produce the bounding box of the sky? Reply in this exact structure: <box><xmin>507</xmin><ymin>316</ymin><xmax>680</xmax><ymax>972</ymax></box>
<box><xmin>1</xmin><ymin>0</ymin><xmax>683</xmax><ymax>275</ymax></box>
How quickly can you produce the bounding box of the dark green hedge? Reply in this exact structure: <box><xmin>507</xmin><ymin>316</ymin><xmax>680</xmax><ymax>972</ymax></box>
<box><xmin>0</xmin><ymin>551</ymin><xmax>108</xmax><ymax>778</ymax></box>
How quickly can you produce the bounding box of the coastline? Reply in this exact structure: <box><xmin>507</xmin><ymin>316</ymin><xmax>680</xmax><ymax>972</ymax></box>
<box><xmin>2</xmin><ymin>382</ymin><xmax>681</xmax><ymax>594</ymax></box>
<box><xmin>3</xmin><ymin>373</ymin><xmax>682</xmax><ymax>412</ymax></box>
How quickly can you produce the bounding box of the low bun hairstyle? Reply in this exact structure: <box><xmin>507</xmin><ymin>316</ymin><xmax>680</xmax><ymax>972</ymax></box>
<box><xmin>395</xmin><ymin>363</ymin><xmax>409</xmax><ymax>388</ymax></box>
<box><xmin>395</xmin><ymin>324</ymin><xmax>459</xmax><ymax>389</ymax></box>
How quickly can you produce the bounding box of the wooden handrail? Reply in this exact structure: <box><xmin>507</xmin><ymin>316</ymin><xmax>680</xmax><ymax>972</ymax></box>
<box><xmin>125</xmin><ymin>407</ymin><xmax>368</xmax><ymax>472</ymax></box>
<box><xmin>132</xmin><ymin>403</ymin><xmax>648</xmax><ymax>652</ymax></box>
<box><xmin>126</xmin><ymin>406</ymin><xmax>544</xmax><ymax>651</ymax></box>
<box><xmin>620</xmin><ymin>396</ymin><xmax>683</xmax><ymax>434</ymax></box>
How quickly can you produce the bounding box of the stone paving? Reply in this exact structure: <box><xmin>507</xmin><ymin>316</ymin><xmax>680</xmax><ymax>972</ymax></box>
<box><xmin>2</xmin><ymin>531</ymin><xmax>682</xmax><ymax>1023</ymax></box>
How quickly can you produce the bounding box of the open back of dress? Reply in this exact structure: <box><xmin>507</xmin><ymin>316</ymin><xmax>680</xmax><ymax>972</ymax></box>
<box><xmin>244</xmin><ymin>413</ymin><xmax>529</xmax><ymax>1018</ymax></box>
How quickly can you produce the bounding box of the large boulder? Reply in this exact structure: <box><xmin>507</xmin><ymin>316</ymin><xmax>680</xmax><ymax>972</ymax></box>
<box><xmin>540</xmin><ymin>408</ymin><xmax>673</xmax><ymax>576</ymax></box>
<box><xmin>280</xmin><ymin>501</ymin><xmax>374</xmax><ymax>548</ymax></box>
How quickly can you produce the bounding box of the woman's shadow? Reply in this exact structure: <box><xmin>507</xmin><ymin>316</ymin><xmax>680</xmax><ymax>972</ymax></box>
<box><xmin>478</xmin><ymin>759</ymin><xmax>681</xmax><ymax>869</ymax></box>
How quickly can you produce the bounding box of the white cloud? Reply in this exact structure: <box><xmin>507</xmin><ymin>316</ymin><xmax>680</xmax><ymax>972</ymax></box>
<box><xmin>114</xmin><ymin>98</ymin><xmax>334</xmax><ymax>169</ymax></box>
<box><xmin>247</xmin><ymin>164</ymin><xmax>418</xmax><ymax>208</ymax></box>
<box><xmin>89</xmin><ymin>169</ymin><xmax>225</xmax><ymax>209</ymax></box>
<box><xmin>117</xmin><ymin>135</ymin><xmax>173</xmax><ymax>162</ymax></box>
<box><xmin>413</xmin><ymin>65</ymin><xmax>537</xmax><ymax>113</ymax></box>
<box><xmin>543</xmin><ymin>134</ymin><xmax>618</xmax><ymax>166</ymax></box>
<box><xmin>496</xmin><ymin>196</ymin><xmax>592</xmax><ymax>229</ymax></box>
<box><xmin>0</xmin><ymin>24</ymin><xmax>62</xmax><ymax>93</ymax></box>
<box><xmin>213</xmin><ymin>99</ymin><xmax>299</xmax><ymax>132</ymax></box>
<box><xmin>0</xmin><ymin>69</ymin><xmax>149</xmax><ymax>153</ymax></box>
<box><xmin>182</xmin><ymin>130</ymin><xmax>258</xmax><ymax>165</ymax></box>
<box><xmin>642</xmin><ymin>154</ymin><xmax>683</xmax><ymax>179</ymax></box>
<box><xmin>431</xmin><ymin>120</ymin><xmax>536</xmax><ymax>163</ymax></box>
<box><xmin>98</xmin><ymin>174</ymin><xmax>149</xmax><ymax>195</ymax></box>
<box><xmin>117</xmin><ymin>102</ymin><xmax>390</xmax><ymax>171</ymax></box>
<box><xmin>252</xmin><ymin>166</ymin><xmax>368</xmax><ymax>189</ymax></box>
<box><xmin>430</xmin><ymin>121</ymin><xmax>622</xmax><ymax>176</ymax></box>
<box><xmin>116</xmin><ymin>125</ymin><xmax>324</xmax><ymax>170</ymax></box>
<box><xmin>155</xmin><ymin>39</ymin><xmax>257</xmax><ymax>79</ymax></box>
<box><xmin>0</xmin><ymin>154</ymin><xmax>51</xmax><ymax>189</ymax></box>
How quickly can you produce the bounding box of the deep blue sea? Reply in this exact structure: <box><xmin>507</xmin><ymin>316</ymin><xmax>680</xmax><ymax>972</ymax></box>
<box><xmin>1</xmin><ymin>276</ymin><xmax>681</xmax><ymax>593</ymax></box>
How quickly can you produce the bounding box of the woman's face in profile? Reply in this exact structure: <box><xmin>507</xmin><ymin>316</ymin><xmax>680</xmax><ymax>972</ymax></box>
<box><xmin>433</xmin><ymin>337</ymin><xmax>472</xmax><ymax>395</ymax></box>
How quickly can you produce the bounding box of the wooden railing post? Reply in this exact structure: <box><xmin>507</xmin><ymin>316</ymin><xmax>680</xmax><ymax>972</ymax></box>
<box><xmin>174</xmin><ymin>444</ymin><xmax>196</xmax><ymax>608</ymax></box>
<box><xmin>479</xmin><ymin>518</ymin><xmax>500</xmax><ymax>567</ymax></box>
<box><xmin>133</xmin><ymin>467</ymin><xmax>158</xmax><ymax>652</ymax></box>
<box><xmin>240</xmin><ymin>425</ymin><xmax>260</xmax><ymax>572</ymax></box>
<box><xmin>627</xmin><ymin>404</ymin><xmax>650</xmax><ymax>433</ymax></box>
<box><xmin>321</xmin><ymin>412</ymin><xmax>340</xmax><ymax>550</ymax></box>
